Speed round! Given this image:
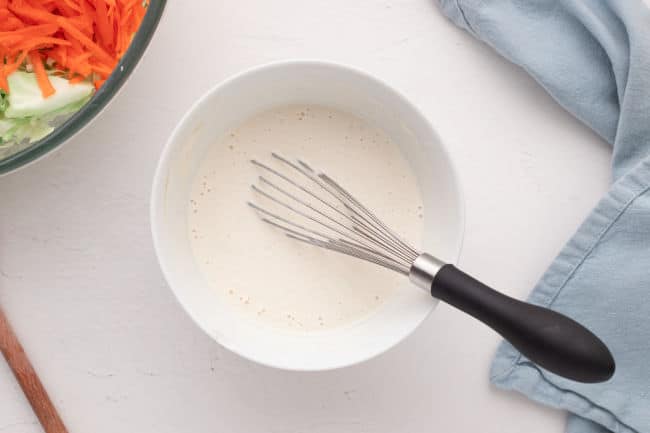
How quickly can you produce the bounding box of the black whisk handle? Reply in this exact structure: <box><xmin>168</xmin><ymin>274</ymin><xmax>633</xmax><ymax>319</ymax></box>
<box><xmin>430</xmin><ymin>264</ymin><xmax>615</xmax><ymax>383</ymax></box>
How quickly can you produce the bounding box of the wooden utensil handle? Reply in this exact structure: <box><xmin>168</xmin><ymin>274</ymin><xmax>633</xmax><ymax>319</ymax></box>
<box><xmin>0</xmin><ymin>308</ymin><xmax>68</xmax><ymax>433</ymax></box>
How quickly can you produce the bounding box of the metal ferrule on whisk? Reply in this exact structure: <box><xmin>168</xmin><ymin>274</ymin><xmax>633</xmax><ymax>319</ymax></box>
<box><xmin>408</xmin><ymin>253</ymin><xmax>446</xmax><ymax>292</ymax></box>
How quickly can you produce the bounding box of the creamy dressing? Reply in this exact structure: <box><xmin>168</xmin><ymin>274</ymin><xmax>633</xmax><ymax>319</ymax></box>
<box><xmin>188</xmin><ymin>105</ymin><xmax>423</xmax><ymax>332</ymax></box>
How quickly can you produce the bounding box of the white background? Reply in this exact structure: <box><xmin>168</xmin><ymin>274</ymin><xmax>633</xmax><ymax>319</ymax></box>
<box><xmin>0</xmin><ymin>1</ymin><xmax>617</xmax><ymax>432</ymax></box>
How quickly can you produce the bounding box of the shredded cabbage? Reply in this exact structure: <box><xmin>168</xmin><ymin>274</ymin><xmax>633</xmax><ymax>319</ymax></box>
<box><xmin>0</xmin><ymin>71</ymin><xmax>94</xmax><ymax>147</ymax></box>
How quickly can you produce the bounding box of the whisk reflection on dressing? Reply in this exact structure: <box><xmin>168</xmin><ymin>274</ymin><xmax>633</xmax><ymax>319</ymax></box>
<box><xmin>249</xmin><ymin>153</ymin><xmax>615</xmax><ymax>384</ymax></box>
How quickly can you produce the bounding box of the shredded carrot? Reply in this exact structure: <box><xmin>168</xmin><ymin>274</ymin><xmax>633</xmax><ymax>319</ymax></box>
<box><xmin>0</xmin><ymin>24</ymin><xmax>59</xmax><ymax>44</ymax></box>
<box><xmin>54</xmin><ymin>2</ymin><xmax>76</xmax><ymax>17</ymax></box>
<box><xmin>0</xmin><ymin>9</ymin><xmax>24</xmax><ymax>31</ymax></box>
<box><xmin>0</xmin><ymin>0</ymin><xmax>147</xmax><ymax>96</ymax></box>
<box><xmin>56</xmin><ymin>16</ymin><xmax>113</xmax><ymax>65</ymax></box>
<box><xmin>4</xmin><ymin>50</ymin><xmax>28</xmax><ymax>75</ymax></box>
<box><xmin>68</xmin><ymin>73</ymin><xmax>84</xmax><ymax>83</ymax></box>
<box><xmin>93</xmin><ymin>77</ymin><xmax>105</xmax><ymax>89</ymax></box>
<box><xmin>94</xmin><ymin>0</ymin><xmax>113</xmax><ymax>50</ymax></box>
<box><xmin>62</xmin><ymin>0</ymin><xmax>82</xmax><ymax>13</ymax></box>
<box><xmin>12</xmin><ymin>36</ymin><xmax>71</xmax><ymax>52</ymax></box>
<box><xmin>0</xmin><ymin>55</ymin><xmax>7</xmax><ymax>93</ymax></box>
<box><xmin>8</xmin><ymin>1</ymin><xmax>58</xmax><ymax>24</ymax></box>
<box><xmin>29</xmin><ymin>51</ymin><xmax>55</xmax><ymax>97</ymax></box>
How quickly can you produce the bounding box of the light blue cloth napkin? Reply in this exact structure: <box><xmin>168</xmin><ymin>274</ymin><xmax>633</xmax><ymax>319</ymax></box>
<box><xmin>437</xmin><ymin>1</ymin><xmax>650</xmax><ymax>432</ymax></box>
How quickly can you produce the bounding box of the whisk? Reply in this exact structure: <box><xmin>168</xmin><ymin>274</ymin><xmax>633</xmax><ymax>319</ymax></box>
<box><xmin>248</xmin><ymin>153</ymin><xmax>615</xmax><ymax>383</ymax></box>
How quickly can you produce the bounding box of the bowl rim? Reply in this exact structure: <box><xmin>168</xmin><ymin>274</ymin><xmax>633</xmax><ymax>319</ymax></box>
<box><xmin>0</xmin><ymin>0</ymin><xmax>167</xmax><ymax>176</ymax></box>
<box><xmin>151</xmin><ymin>58</ymin><xmax>466</xmax><ymax>371</ymax></box>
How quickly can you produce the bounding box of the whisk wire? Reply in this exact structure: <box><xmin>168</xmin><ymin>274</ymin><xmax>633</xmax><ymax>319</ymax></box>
<box><xmin>249</xmin><ymin>203</ymin><xmax>410</xmax><ymax>274</ymax></box>
<box><xmin>283</xmin><ymin>156</ymin><xmax>419</xmax><ymax>262</ymax></box>
<box><xmin>254</xmin><ymin>165</ymin><xmax>416</xmax><ymax>264</ymax></box>
<box><xmin>276</xmin><ymin>154</ymin><xmax>419</xmax><ymax>262</ymax></box>
<box><xmin>248</xmin><ymin>201</ymin><xmax>394</xmax><ymax>263</ymax></box>
<box><xmin>248</xmin><ymin>153</ymin><xmax>420</xmax><ymax>273</ymax></box>
<box><xmin>318</xmin><ymin>172</ymin><xmax>420</xmax><ymax>259</ymax></box>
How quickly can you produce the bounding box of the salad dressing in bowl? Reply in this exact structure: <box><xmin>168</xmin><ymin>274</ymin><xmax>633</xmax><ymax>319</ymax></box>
<box><xmin>151</xmin><ymin>60</ymin><xmax>464</xmax><ymax>370</ymax></box>
<box><xmin>188</xmin><ymin>104</ymin><xmax>424</xmax><ymax>332</ymax></box>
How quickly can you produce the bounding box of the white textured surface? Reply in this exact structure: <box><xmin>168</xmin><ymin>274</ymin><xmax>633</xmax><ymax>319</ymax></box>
<box><xmin>0</xmin><ymin>1</ymin><xmax>613</xmax><ymax>432</ymax></box>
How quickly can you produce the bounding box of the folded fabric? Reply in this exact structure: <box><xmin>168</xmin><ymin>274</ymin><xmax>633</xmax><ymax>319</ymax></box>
<box><xmin>436</xmin><ymin>1</ymin><xmax>650</xmax><ymax>432</ymax></box>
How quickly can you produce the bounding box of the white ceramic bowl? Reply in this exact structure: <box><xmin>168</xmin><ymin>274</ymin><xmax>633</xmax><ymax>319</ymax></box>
<box><xmin>151</xmin><ymin>60</ymin><xmax>464</xmax><ymax>370</ymax></box>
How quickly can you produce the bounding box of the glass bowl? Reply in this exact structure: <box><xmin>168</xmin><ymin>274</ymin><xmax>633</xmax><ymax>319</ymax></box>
<box><xmin>0</xmin><ymin>0</ymin><xmax>167</xmax><ymax>176</ymax></box>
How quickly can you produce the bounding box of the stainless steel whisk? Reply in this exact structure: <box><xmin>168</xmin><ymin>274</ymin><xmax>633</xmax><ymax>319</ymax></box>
<box><xmin>248</xmin><ymin>153</ymin><xmax>614</xmax><ymax>383</ymax></box>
